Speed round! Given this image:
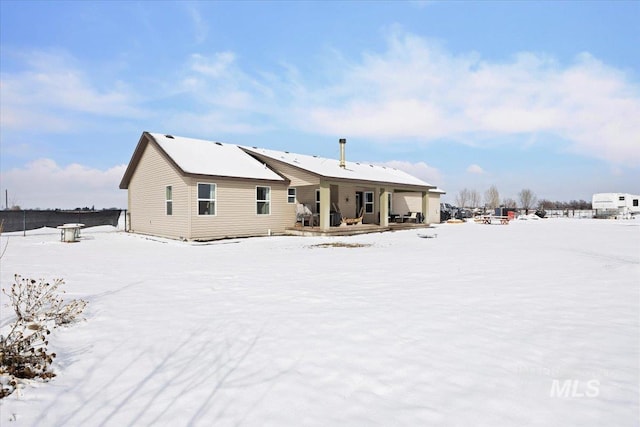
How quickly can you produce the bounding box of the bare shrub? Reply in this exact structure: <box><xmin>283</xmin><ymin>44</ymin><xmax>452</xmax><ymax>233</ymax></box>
<box><xmin>0</xmin><ymin>323</ymin><xmax>55</xmax><ymax>398</ymax></box>
<box><xmin>4</xmin><ymin>275</ymin><xmax>87</xmax><ymax>326</ymax></box>
<box><xmin>0</xmin><ymin>275</ymin><xmax>87</xmax><ymax>398</ymax></box>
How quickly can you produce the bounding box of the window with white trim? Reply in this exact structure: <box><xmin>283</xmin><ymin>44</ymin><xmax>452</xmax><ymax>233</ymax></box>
<box><xmin>287</xmin><ymin>187</ymin><xmax>296</xmax><ymax>204</ymax></box>
<box><xmin>315</xmin><ymin>189</ymin><xmax>321</xmax><ymax>213</ymax></box>
<box><xmin>165</xmin><ymin>186</ymin><xmax>173</xmax><ymax>215</ymax></box>
<box><xmin>365</xmin><ymin>191</ymin><xmax>374</xmax><ymax>214</ymax></box>
<box><xmin>257</xmin><ymin>186</ymin><xmax>271</xmax><ymax>215</ymax></box>
<box><xmin>197</xmin><ymin>183</ymin><xmax>216</xmax><ymax>215</ymax></box>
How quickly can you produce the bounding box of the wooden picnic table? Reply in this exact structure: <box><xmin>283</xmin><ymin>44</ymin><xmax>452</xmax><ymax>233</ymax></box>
<box><xmin>479</xmin><ymin>215</ymin><xmax>509</xmax><ymax>225</ymax></box>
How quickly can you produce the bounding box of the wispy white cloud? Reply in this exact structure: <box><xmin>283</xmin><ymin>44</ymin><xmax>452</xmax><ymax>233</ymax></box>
<box><xmin>186</xmin><ymin>4</ymin><xmax>209</xmax><ymax>44</ymax></box>
<box><xmin>157</xmin><ymin>52</ymin><xmax>279</xmax><ymax>134</ymax></box>
<box><xmin>292</xmin><ymin>30</ymin><xmax>640</xmax><ymax>167</ymax></box>
<box><xmin>163</xmin><ymin>110</ymin><xmax>274</xmax><ymax>135</ymax></box>
<box><xmin>3</xmin><ymin>31</ymin><xmax>639</xmax><ymax>169</ymax></box>
<box><xmin>376</xmin><ymin>160</ymin><xmax>442</xmax><ymax>186</ymax></box>
<box><xmin>190</xmin><ymin>52</ymin><xmax>236</xmax><ymax>78</ymax></box>
<box><xmin>467</xmin><ymin>164</ymin><xmax>485</xmax><ymax>174</ymax></box>
<box><xmin>0</xmin><ymin>159</ymin><xmax>127</xmax><ymax>209</ymax></box>
<box><xmin>0</xmin><ymin>50</ymin><xmax>145</xmax><ymax>132</ymax></box>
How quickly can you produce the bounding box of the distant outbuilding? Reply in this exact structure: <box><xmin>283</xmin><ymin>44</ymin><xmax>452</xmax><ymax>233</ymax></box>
<box><xmin>592</xmin><ymin>193</ymin><xmax>640</xmax><ymax>218</ymax></box>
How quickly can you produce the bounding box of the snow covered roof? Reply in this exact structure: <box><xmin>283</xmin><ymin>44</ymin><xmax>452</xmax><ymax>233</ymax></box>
<box><xmin>242</xmin><ymin>146</ymin><xmax>434</xmax><ymax>188</ymax></box>
<box><xmin>121</xmin><ymin>132</ymin><xmax>437</xmax><ymax>190</ymax></box>
<box><xmin>120</xmin><ymin>133</ymin><xmax>284</xmax><ymax>188</ymax></box>
<box><xmin>150</xmin><ymin>133</ymin><xmax>284</xmax><ymax>181</ymax></box>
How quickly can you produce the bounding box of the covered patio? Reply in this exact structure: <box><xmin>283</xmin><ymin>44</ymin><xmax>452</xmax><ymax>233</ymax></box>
<box><xmin>291</xmin><ymin>180</ymin><xmax>433</xmax><ymax>231</ymax></box>
<box><xmin>243</xmin><ymin>141</ymin><xmax>440</xmax><ymax>234</ymax></box>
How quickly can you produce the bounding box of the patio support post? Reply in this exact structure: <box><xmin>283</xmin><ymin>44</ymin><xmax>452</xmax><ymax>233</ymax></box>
<box><xmin>422</xmin><ymin>191</ymin><xmax>429</xmax><ymax>224</ymax></box>
<box><xmin>319</xmin><ymin>180</ymin><xmax>331</xmax><ymax>230</ymax></box>
<box><xmin>379</xmin><ymin>188</ymin><xmax>389</xmax><ymax>226</ymax></box>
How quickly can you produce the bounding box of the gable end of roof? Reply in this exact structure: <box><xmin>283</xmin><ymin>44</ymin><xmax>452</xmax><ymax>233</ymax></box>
<box><xmin>119</xmin><ymin>132</ymin><xmax>185</xmax><ymax>189</ymax></box>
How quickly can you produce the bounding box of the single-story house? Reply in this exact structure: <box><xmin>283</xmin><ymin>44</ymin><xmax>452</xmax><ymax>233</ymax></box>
<box><xmin>119</xmin><ymin>132</ymin><xmax>443</xmax><ymax>240</ymax></box>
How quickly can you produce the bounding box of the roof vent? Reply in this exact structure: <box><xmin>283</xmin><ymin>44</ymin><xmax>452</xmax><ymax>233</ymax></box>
<box><xmin>165</xmin><ymin>135</ymin><xmax>174</xmax><ymax>139</ymax></box>
<box><xmin>215</xmin><ymin>142</ymin><xmax>223</xmax><ymax>146</ymax></box>
<box><xmin>252</xmin><ymin>146</ymin><xmax>258</xmax><ymax>149</ymax></box>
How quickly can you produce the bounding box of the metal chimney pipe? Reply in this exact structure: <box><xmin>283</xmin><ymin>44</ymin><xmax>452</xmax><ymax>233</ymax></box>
<box><xmin>339</xmin><ymin>138</ymin><xmax>346</xmax><ymax>168</ymax></box>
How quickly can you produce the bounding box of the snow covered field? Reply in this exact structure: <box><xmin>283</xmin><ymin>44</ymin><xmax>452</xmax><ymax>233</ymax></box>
<box><xmin>1</xmin><ymin>218</ymin><xmax>638</xmax><ymax>426</ymax></box>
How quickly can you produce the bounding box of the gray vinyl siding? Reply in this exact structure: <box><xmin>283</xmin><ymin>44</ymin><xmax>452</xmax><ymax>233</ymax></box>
<box><xmin>335</xmin><ymin>183</ymin><xmax>358</xmax><ymax>218</ymax></box>
<box><xmin>296</xmin><ymin>186</ymin><xmax>319</xmax><ymax>211</ymax></box>
<box><xmin>249</xmin><ymin>154</ymin><xmax>320</xmax><ymax>187</ymax></box>
<box><xmin>392</xmin><ymin>192</ymin><xmax>438</xmax><ymax>223</ymax></box>
<box><xmin>188</xmin><ymin>177</ymin><xmax>294</xmax><ymax>240</ymax></box>
<box><xmin>128</xmin><ymin>142</ymin><xmax>190</xmax><ymax>239</ymax></box>
<box><xmin>393</xmin><ymin>193</ymin><xmax>422</xmax><ymax>215</ymax></box>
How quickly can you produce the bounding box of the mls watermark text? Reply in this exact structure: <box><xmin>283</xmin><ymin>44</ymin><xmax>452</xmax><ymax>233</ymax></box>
<box><xmin>549</xmin><ymin>379</ymin><xmax>600</xmax><ymax>398</ymax></box>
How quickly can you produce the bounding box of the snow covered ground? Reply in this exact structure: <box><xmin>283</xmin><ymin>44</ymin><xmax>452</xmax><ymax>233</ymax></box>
<box><xmin>1</xmin><ymin>218</ymin><xmax>638</xmax><ymax>426</ymax></box>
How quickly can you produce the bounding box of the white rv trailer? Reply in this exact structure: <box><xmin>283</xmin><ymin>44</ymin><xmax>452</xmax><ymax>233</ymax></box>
<box><xmin>592</xmin><ymin>193</ymin><xmax>640</xmax><ymax>218</ymax></box>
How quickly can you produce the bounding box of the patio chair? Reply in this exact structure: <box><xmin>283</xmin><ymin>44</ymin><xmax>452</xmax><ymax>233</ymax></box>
<box><xmin>403</xmin><ymin>212</ymin><xmax>419</xmax><ymax>223</ymax></box>
<box><xmin>296</xmin><ymin>204</ymin><xmax>315</xmax><ymax>226</ymax></box>
<box><xmin>341</xmin><ymin>207</ymin><xmax>364</xmax><ymax>226</ymax></box>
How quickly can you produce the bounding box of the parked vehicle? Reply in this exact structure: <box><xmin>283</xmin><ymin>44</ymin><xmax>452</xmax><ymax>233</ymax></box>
<box><xmin>456</xmin><ymin>209</ymin><xmax>473</xmax><ymax>219</ymax></box>
<box><xmin>440</xmin><ymin>203</ymin><xmax>456</xmax><ymax>222</ymax></box>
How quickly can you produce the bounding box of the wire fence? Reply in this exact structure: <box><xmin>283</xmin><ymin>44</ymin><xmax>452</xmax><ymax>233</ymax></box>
<box><xmin>544</xmin><ymin>209</ymin><xmax>595</xmax><ymax>218</ymax></box>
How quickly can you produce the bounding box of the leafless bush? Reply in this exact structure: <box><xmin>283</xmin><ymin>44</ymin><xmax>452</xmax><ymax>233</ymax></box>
<box><xmin>0</xmin><ymin>323</ymin><xmax>55</xmax><ymax>398</ymax></box>
<box><xmin>1</xmin><ymin>275</ymin><xmax>87</xmax><ymax>398</ymax></box>
<box><xmin>4</xmin><ymin>275</ymin><xmax>87</xmax><ymax>326</ymax></box>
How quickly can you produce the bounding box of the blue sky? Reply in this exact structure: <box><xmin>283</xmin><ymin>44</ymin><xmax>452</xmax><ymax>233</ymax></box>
<box><xmin>1</xmin><ymin>1</ymin><xmax>639</xmax><ymax>209</ymax></box>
